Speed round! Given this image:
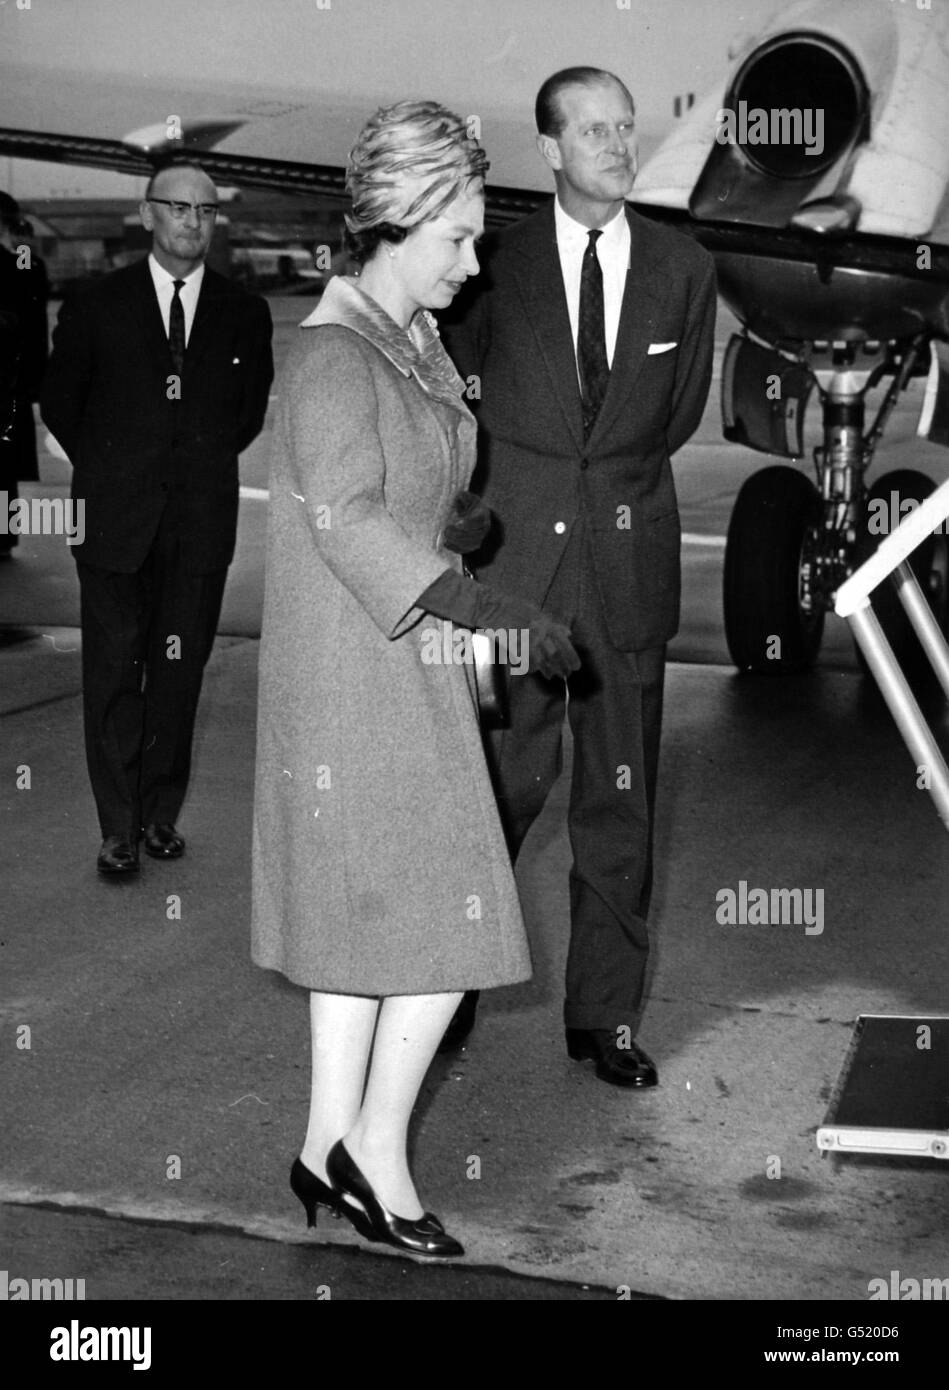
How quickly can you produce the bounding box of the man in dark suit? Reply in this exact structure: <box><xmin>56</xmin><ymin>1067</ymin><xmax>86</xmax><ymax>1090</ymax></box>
<box><xmin>0</xmin><ymin>305</ymin><xmax>18</xmax><ymax>462</ymax></box>
<box><xmin>41</xmin><ymin>163</ymin><xmax>273</xmax><ymax>875</ymax></box>
<box><xmin>0</xmin><ymin>190</ymin><xmax>49</xmax><ymax>556</ymax></box>
<box><xmin>440</xmin><ymin>68</ymin><xmax>716</xmax><ymax>1085</ymax></box>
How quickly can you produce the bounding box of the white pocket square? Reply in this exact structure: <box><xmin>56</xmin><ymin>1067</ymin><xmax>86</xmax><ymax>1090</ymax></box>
<box><xmin>647</xmin><ymin>341</ymin><xmax>677</xmax><ymax>355</ymax></box>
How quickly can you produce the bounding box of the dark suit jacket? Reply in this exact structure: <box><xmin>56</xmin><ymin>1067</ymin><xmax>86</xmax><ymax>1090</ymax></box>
<box><xmin>0</xmin><ymin>245</ymin><xmax>49</xmax><ymax>483</ymax></box>
<box><xmin>440</xmin><ymin>203</ymin><xmax>716</xmax><ymax>651</ymax></box>
<box><xmin>41</xmin><ymin>258</ymin><xmax>273</xmax><ymax>573</ymax></box>
<box><xmin>0</xmin><ymin>308</ymin><xmax>17</xmax><ymax>439</ymax></box>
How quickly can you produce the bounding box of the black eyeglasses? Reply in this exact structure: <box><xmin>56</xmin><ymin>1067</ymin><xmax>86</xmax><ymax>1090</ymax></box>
<box><xmin>147</xmin><ymin>198</ymin><xmax>219</xmax><ymax>221</ymax></box>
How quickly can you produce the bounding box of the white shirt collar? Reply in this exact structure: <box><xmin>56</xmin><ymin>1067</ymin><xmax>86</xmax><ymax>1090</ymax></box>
<box><xmin>147</xmin><ymin>253</ymin><xmax>206</xmax><ymax>293</ymax></box>
<box><xmin>554</xmin><ymin>198</ymin><xmax>628</xmax><ymax>248</ymax></box>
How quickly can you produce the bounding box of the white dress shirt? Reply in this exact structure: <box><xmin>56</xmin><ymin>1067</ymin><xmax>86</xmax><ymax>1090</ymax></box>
<box><xmin>147</xmin><ymin>254</ymin><xmax>205</xmax><ymax>346</ymax></box>
<box><xmin>554</xmin><ymin>198</ymin><xmax>630</xmax><ymax>376</ymax></box>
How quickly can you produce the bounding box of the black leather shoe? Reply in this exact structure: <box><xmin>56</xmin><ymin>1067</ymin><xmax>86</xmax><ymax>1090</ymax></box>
<box><xmin>142</xmin><ymin>823</ymin><xmax>185</xmax><ymax>859</ymax></box>
<box><xmin>290</xmin><ymin>1157</ymin><xmax>346</xmax><ymax>1228</ymax></box>
<box><xmin>96</xmin><ymin>835</ymin><xmax>140</xmax><ymax>876</ymax></box>
<box><xmin>326</xmin><ymin>1140</ymin><xmax>464</xmax><ymax>1258</ymax></box>
<box><xmin>437</xmin><ymin>990</ymin><xmax>480</xmax><ymax>1053</ymax></box>
<box><xmin>566</xmin><ymin>1028</ymin><xmax>658</xmax><ymax>1088</ymax></box>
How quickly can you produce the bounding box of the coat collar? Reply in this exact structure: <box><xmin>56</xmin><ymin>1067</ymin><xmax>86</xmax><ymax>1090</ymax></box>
<box><xmin>184</xmin><ymin>266</ymin><xmax>224</xmax><ymax>372</ymax></box>
<box><xmin>508</xmin><ymin>205</ymin><xmax>585</xmax><ymax>449</ymax></box>
<box><xmin>300</xmin><ymin>276</ymin><xmax>467</xmax><ymax>408</ymax></box>
<box><xmin>127</xmin><ymin>256</ymin><xmax>177</xmax><ymax>379</ymax></box>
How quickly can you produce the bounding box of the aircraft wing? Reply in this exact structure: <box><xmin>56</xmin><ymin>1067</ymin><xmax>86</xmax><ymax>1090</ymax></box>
<box><xmin>3</xmin><ymin>122</ymin><xmax>947</xmax><ymax>323</ymax></box>
<box><xmin>0</xmin><ymin>125</ymin><xmax>543</xmax><ymax>227</ymax></box>
<box><xmin>0</xmin><ymin>125</ymin><xmax>344</xmax><ymax>200</ymax></box>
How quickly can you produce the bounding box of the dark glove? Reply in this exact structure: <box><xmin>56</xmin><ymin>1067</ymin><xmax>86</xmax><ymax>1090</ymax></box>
<box><xmin>440</xmin><ymin>489</ymin><xmax>492</xmax><ymax>555</ymax></box>
<box><xmin>417</xmin><ymin>568</ymin><xmax>580</xmax><ymax>681</ymax></box>
<box><xmin>474</xmin><ymin>587</ymin><xmax>580</xmax><ymax>681</ymax></box>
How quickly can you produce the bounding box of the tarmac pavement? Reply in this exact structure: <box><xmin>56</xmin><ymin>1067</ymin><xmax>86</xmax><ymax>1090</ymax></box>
<box><xmin>3</xmin><ymin>598</ymin><xmax>949</xmax><ymax>1306</ymax></box>
<box><xmin>2</xmin><ymin>294</ymin><xmax>948</xmax><ymax>1325</ymax></box>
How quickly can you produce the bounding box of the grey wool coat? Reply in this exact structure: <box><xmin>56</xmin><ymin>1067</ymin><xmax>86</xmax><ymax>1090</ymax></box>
<box><xmin>251</xmin><ymin>276</ymin><xmax>532</xmax><ymax>995</ymax></box>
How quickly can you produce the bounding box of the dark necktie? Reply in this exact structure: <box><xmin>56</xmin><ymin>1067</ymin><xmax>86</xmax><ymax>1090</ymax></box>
<box><xmin>578</xmin><ymin>228</ymin><xmax>609</xmax><ymax>438</ymax></box>
<box><xmin>168</xmin><ymin>278</ymin><xmax>186</xmax><ymax>374</ymax></box>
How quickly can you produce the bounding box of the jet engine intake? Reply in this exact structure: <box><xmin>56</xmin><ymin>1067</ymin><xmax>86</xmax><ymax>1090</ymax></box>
<box><xmin>690</xmin><ymin>32</ymin><xmax>869</xmax><ymax>227</ymax></box>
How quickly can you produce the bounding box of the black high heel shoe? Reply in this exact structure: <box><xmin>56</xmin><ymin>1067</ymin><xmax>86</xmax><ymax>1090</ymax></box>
<box><xmin>437</xmin><ymin>989</ymin><xmax>480</xmax><ymax>1053</ymax></box>
<box><xmin>325</xmin><ymin>1140</ymin><xmax>464</xmax><ymax>1258</ymax></box>
<box><xmin>290</xmin><ymin>1156</ymin><xmax>346</xmax><ymax>1228</ymax></box>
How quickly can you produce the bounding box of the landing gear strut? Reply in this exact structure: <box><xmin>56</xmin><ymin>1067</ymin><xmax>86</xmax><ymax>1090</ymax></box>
<box><xmin>723</xmin><ymin>336</ymin><xmax>946</xmax><ymax>676</ymax></box>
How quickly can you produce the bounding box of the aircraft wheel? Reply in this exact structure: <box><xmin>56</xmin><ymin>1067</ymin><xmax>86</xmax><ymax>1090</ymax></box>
<box><xmin>855</xmin><ymin>469</ymin><xmax>949</xmax><ymax>680</ymax></box>
<box><xmin>723</xmin><ymin>465</ymin><xmax>824</xmax><ymax>673</ymax></box>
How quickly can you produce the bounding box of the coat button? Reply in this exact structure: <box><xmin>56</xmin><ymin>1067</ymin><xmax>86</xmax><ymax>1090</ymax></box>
<box><xmin>554</xmin><ymin>521</ymin><xmax>566</xmax><ymax>534</ymax></box>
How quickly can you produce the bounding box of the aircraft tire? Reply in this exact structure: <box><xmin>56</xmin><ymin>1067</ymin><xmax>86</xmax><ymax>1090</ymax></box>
<box><xmin>723</xmin><ymin>464</ymin><xmax>824</xmax><ymax>673</ymax></box>
<box><xmin>854</xmin><ymin>469</ymin><xmax>949</xmax><ymax>685</ymax></box>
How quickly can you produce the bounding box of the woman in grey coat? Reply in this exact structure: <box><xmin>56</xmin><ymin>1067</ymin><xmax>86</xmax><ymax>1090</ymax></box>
<box><xmin>252</xmin><ymin>101</ymin><xmax>578</xmax><ymax>1258</ymax></box>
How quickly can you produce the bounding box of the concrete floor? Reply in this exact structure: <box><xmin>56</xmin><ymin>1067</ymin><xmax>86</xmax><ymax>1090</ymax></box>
<box><xmin>3</xmin><ymin>625</ymin><xmax>948</xmax><ymax>1301</ymax></box>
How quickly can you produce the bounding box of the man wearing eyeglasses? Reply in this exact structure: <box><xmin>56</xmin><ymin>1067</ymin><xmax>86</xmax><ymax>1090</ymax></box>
<box><xmin>42</xmin><ymin>163</ymin><xmax>274</xmax><ymax>876</ymax></box>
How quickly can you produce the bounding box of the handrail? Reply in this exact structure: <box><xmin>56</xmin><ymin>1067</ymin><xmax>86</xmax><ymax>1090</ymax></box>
<box><xmin>834</xmin><ymin>479</ymin><xmax>949</xmax><ymax>829</ymax></box>
<box><xmin>835</xmin><ymin>477</ymin><xmax>949</xmax><ymax>616</ymax></box>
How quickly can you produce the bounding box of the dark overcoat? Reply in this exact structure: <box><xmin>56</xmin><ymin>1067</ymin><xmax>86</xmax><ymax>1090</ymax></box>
<box><xmin>251</xmin><ymin>277</ymin><xmax>531</xmax><ymax>995</ymax></box>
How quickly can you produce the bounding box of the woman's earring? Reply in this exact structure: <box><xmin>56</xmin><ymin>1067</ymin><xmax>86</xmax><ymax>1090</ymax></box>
<box><xmin>386</xmin><ymin>245</ymin><xmax>396</xmax><ymax>260</ymax></box>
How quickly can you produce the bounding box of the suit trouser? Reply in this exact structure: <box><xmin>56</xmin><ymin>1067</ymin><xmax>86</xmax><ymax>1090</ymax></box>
<box><xmin>486</xmin><ymin>515</ymin><xmax>666</xmax><ymax>1034</ymax></box>
<box><xmin>76</xmin><ymin>510</ymin><xmax>228</xmax><ymax>838</ymax></box>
